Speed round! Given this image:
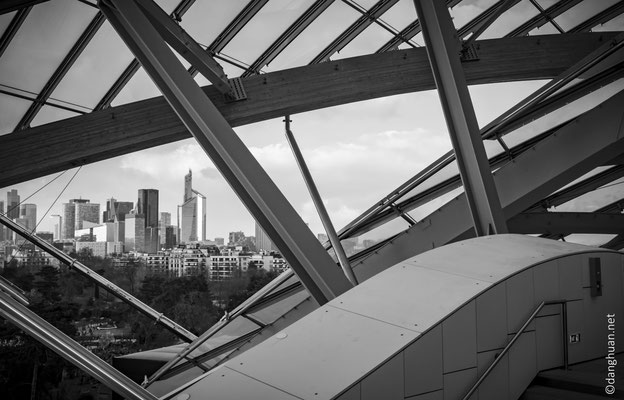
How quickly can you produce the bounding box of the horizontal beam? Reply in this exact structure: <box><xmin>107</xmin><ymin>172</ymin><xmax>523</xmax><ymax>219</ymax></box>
<box><xmin>509</xmin><ymin>212</ymin><xmax>624</xmax><ymax>235</ymax></box>
<box><xmin>0</xmin><ymin>32</ymin><xmax>614</xmax><ymax>188</ymax></box>
<box><xmin>352</xmin><ymin>89</ymin><xmax>624</xmax><ymax>281</ymax></box>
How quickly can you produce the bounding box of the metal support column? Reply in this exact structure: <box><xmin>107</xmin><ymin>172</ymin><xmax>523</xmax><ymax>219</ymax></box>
<box><xmin>99</xmin><ymin>0</ymin><xmax>352</xmax><ymax>305</ymax></box>
<box><xmin>0</xmin><ymin>214</ymin><xmax>197</xmax><ymax>343</ymax></box>
<box><xmin>0</xmin><ymin>290</ymin><xmax>158</xmax><ymax>400</ymax></box>
<box><xmin>414</xmin><ymin>0</ymin><xmax>507</xmax><ymax>236</ymax></box>
<box><xmin>284</xmin><ymin>117</ymin><xmax>358</xmax><ymax>286</ymax></box>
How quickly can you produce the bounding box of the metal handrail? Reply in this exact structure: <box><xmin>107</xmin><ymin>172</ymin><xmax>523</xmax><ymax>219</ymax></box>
<box><xmin>0</xmin><ymin>213</ymin><xmax>197</xmax><ymax>343</ymax></box>
<box><xmin>461</xmin><ymin>300</ymin><xmax>568</xmax><ymax>400</ymax></box>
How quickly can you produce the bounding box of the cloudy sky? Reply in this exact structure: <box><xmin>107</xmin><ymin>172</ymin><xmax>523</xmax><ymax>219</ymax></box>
<box><xmin>1</xmin><ymin>0</ymin><xmax>623</xmax><ymax>243</ymax></box>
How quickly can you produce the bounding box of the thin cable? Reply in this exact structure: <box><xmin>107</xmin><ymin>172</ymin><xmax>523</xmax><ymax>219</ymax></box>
<box><xmin>7</xmin><ymin>167</ymin><xmax>82</xmax><ymax>266</ymax></box>
<box><xmin>3</xmin><ymin>170</ymin><xmax>68</xmax><ymax>217</ymax></box>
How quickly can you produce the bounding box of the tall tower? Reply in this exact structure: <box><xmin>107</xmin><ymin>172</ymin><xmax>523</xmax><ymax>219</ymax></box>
<box><xmin>159</xmin><ymin>212</ymin><xmax>171</xmax><ymax>245</ymax></box>
<box><xmin>137</xmin><ymin>189</ymin><xmax>159</xmax><ymax>229</ymax></box>
<box><xmin>20</xmin><ymin>204</ymin><xmax>37</xmax><ymax>231</ymax></box>
<box><xmin>179</xmin><ymin>170</ymin><xmax>206</xmax><ymax>243</ymax></box>
<box><xmin>62</xmin><ymin>199</ymin><xmax>99</xmax><ymax>238</ymax></box>
<box><xmin>6</xmin><ymin>189</ymin><xmax>20</xmax><ymax>219</ymax></box>
<box><xmin>255</xmin><ymin>221</ymin><xmax>274</xmax><ymax>252</ymax></box>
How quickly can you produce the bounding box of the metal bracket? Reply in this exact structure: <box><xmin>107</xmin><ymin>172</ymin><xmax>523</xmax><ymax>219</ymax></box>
<box><xmin>226</xmin><ymin>77</ymin><xmax>247</xmax><ymax>102</ymax></box>
<box><xmin>461</xmin><ymin>43</ymin><xmax>480</xmax><ymax>62</ymax></box>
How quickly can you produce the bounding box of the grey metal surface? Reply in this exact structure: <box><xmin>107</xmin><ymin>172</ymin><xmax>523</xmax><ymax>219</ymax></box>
<box><xmin>102</xmin><ymin>0</ymin><xmax>352</xmax><ymax>306</ymax></box>
<box><xmin>415</xmin><ymin>0</ymin><xmax>507</xmax><ymax>236</ymax></box>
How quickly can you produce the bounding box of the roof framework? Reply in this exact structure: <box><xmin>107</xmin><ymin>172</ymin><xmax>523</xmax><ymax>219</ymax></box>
<box><xmin>1</xmin><ymin>0</ymin><xmax>624</xmax><ymax>393</ymax></box>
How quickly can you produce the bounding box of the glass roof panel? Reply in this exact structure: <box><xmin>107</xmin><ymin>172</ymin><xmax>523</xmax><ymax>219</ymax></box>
<box><xmin>155</xmin><ymin>0</ymin><xmax>182</xmax><ymax>15</ymax></box>
<box><xmin>554</xmin><ymin>0</ymin><xmax>620</xmax><ymax>31</ymax></box>
<box><xmin>450</xmin><ymin>0</ymin><xmax>498</xmax><ymax>31</ymax></box>
<box><xmin>180</xmin><ymin>0</ymin><xmax>248</xmax><ymax>47</ymax></box>
<box><xmin>528</xmin><ymin>22</ymin><xmax>560</xmax><ymax>35</ymax></box>
<box><xmin>0</xmin><ymin>0</ymin><xmax>98</xmax><ymax>94</ymax></box>
<box><xmin>592</xmin><ymin>12</ymin><xmax>624</xmax><ymax>32</ymax></box>
<box><xmin>260</xmin><ymin>1</ymin><xmax>361</xmax><ymax>73</ymax></box>
<box><xmin>349</xmin><ymin>216</ymin><xmax>410</xmax><ymax>253</ymax></box>
<box><xmin>535</xmin><ymin>0</ymin><xmax>560</xmax><ymax>8</ymax></box>
<box><xmin>0</xmin><ymin>11</ymin><xmax>16</xmax><ymax>37</ymax></box>
<box><xmin>504</xmin><ymin>79</ymin><xmax>624</xmax><ymax>149</ymax></box>
<box><xmin>566</xmin><ymin>234</ymin><xmax>618</xmax><ymax>246</ymax></box>
<box><xmin>480</xmin><ymin>0</ymin><xmax>540</xmax><ymax>39</ymax></box>
<box><xmin>220</xmin><ymin>0</ymin><xmax>317</xmax><ymax>68</ymax></box>
<box><xmin>380</xmin><ymin>0</ymin><xmax>418</xmax><ymax>32</ymax></box>
<box><xmin>30</xmin><ymin>105</ymin><xmax>80</xmax><ymax>128</ymax></box>
<box><xmin>332</xmin><ymin>22</ymin><xmax>395</xmax><ymax>60</ymax></box>
<box><xmin>49</xmin><ymin>21</ymin><xmax>134</xmax><ymax>110</ymax></box>
<box><xmin>0</xmin><ymin>93</ymin><xmax>31</xmax><ymax>135</ymax></box>
<box><xmin>406</xmin><ymin>186</ymin><xmax>463</xmax><ymax>222</ymax></box>
<box><xmin>349</xmin><ymin>0</ymin><xmax>383</xmax><ymax>10</ymax></box>
<box><xmin>110</xmin><ymin>66</ymin><xmax>161</xmax><ymax>107</ymax></box>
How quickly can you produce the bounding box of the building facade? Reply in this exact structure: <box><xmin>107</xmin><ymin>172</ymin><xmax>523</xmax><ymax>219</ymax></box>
<box><xmin>179</xmin><ymin>170</ymin><xmax>206</xmax><ymax>243</ymax></box>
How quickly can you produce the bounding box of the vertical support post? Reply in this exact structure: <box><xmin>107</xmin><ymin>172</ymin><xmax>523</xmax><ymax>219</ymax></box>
<box><xmin>99</xmin><ymin>0</ymin><xmax>352</xmax><ymax>305</ymax></box>
<box><xmin>0</xmin><ymin>291</ymin><xmax>159</xmax><ymax>400</ymax></box>
<box><xmin>284</xmin><ymin>117</ymin><xmax>358</xmax><ymax>286</ymax></box>
<box><xmin>414</xmin><ymin>0</ymin><xmax>507</xmax><ymax>236</ymax></box>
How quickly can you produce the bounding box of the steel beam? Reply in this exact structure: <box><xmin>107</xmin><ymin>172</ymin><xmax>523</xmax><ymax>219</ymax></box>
<box><xmin>0</xmin><ymin>33</ymin><xmax>614</xmax><ymax>188</ymax></box>
<box><xmin>134</xmin><ymin>0</ymin><xmax>233</xmax><ymax>97</ymax></box>
<box><xmin>0</xmin><ymin>6</ymin><xmax>30</xmax><ymax>58</ymax></box>
<box><xmin>100</xmin><ymin>0</ymin><xmax>351</xmax><ymax>305</ymax></box>
<box><xmin>310</xmin><ymin>0</ymin><xmax>399</xmax><ymax>64</ymax></box>
<box><xmin>93</xmin><ymin>0</ymin><xmax>195</xmax><ymax>110</ymax></box>
<box><xmin>352</xmin><ymin>89</ymin><xmax>624</xmax><ymax>281</ymax></box>
<box><xmin>284</xmin><ymin>117</ymin><xmax>357</xmax><ymax>286</ymax></box>
<box><xmin>14</xmin><ymin>12</ymin><xmax>106</xmax><ymax>131</ymax></box>
<box><xmin>242</xmin><ymin>0</ymin><xmax>334</xmax><ymax>77</ymax></box>
<box><xmin>0</xmin><ymin>290</ymin><xmax>158</xmax><ymax>400</ymax></box>
<box><xmin>0</xmin><ymin>213</ymin><xmax>197</xmax><ymax>342</ymax></box>
<box><xmin>415</xmin><ymin>0</ymin><xmax>507</xmax><ymax>236</ymax></box>
<box><xmin>509</xmin><ymin>212</ymin><xmax>624</xmax><ymax>235</ymax></box>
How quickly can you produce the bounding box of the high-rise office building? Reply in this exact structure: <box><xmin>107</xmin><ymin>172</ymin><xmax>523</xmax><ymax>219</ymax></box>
<box><xmin>124</xmin><ymin>213</ymin><xmax>145</xmax><ymax>253</ymax></box>
<box><xmin>75</xmin><ymin>200</ymin><xmax>99</xmax><ymax>230</ymax></box>
<box><xmin>20</xmin><ymin>204</ymin><xmax>37</xmax><ymax>231</ymax></box>
<box><xmin>0</xmin><ymin>201</ymin><xmax>5</xmax><ymax>241</ymax></box>
<box><xmin>255</xmin><ymin>222</ymin><xmax>275</xmax><ymax>252</ymax></box>
<box><xmin>229</xmin><ymin>231</ymin><xmax>245</xmax><ymax>246</ymax></box>
<box><xmin>159</xmin><ymin>212</ymin><xmax>171</xmax><ymax>245</ymax></box>
<box><xmin>6</xmin><ymin>189</ymin><xmax>19</xmax><ymax>219</ymax></box>
<box><xmin>137</xmin><ymin>189</ymin><xmax>159</xmax><ymax>229</ymax></box>
<box><xmin>179</xmin><ymin>170</ymin><xmax>206</xmax><ymax>243</ymax></box>
<box><xmin>62</xmin><ymin>199</ymin><xmax>99</xmax><ymax>238</ymax></box>
<box><xmin>103</xmin><ymin>198</ymin><xmax>133</xmax><ymax>222</ymax></box>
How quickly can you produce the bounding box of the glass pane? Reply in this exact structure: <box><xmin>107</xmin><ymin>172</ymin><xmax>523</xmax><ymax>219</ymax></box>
<box><xmin>565</xmin><ymin>234</ymin><xmax>618</xmax><ymax>247</ymax></box>
<box><xmin>480</xmin><ymin>0</ymin><xmax>540</xmax><ymax>39</ymax></box>
<box><xmin>592</xmin><ymin>12</ymin><xmax>624</xmax><ymax>32</ymax></box>
<box><xmin>262</xmin><ymin>1</ymin><xmax>361</xmax><ymax>72</ymax></box>
<box><xmin>0</xmin><ymin>0</ymin><xmax>98</xmax><ymax>94</ymax></box>
<box><xmin>155</xmin><ymin>0</ymin><xmax>181</xmax><ymax>15</ymax></box>
<box><xmin>406</xmin><ymin>186</ymin><xmax>464</xmax><ymax>221</ymax></box>
<box><xmin>30</xmin><ymin>105</ymin><xmax>80</xmax><ymax>127</ymax></box>
<box><xmin>50</xmin><ymin>21</ymin><xmax>134</xmax><ymax>110</ymax></box>
<box><xmin>554</xmin><ymin>0</ymin><xmax>620</xmax><ymax>31</ymax></box>
<box><xmin>504</xmin><ymin>79</ymin><xmax>624</xmax><ymax>149</ymax></box>
<box><xmin>181</xmin><ymin>0</ymin><xmax>248</xmax><ymax>47</ymax></box>
<box><xmin>535</xmin><ymin>0</ymin><xmax>560</xmax><ymax>8</ymax></box>
<box><xmin>110</xmin><ymin>67</ymin><xmax>161</xmax><ymax>107</ymax></box>
<box><xmin>221</xmin><ymin>0</ymin><xmax>317</xmax><ymax>67</ymax></box>
<box><xmin>450</xmin><ymin>0</ymin><xmax>498</xmax><ymax>31</ymax></box>
<box><xmin>380</xmin><ymin>0</ymin><xmax>417</xmax><ymax>32</ymax></box>
<box><xmin>528</xmin><ymin>22</ymin><xmax>560</xmax><ymax>35</ymax></box>
<box><xmin>247</xmin><ymin>287</ymin><xmax>308</xmax><ymax>324</ymax></box>
<box><xmin>332</xmin><ymin>21</ymin><xmax>395</xmax><ymax>60</ymax></box>
<box><xmin>0</xmin><ymin>92</ymin><xmax>31</xmax><ymax>135</ymax></box>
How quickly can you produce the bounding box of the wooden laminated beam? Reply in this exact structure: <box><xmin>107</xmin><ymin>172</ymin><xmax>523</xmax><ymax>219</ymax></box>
<box><xmin>0</xmin><ymin>33</ymin><xmax>615</xmax><ymax>188</ymax></box>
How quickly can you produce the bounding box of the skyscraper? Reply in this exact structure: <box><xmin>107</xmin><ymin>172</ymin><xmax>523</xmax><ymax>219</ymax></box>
<box><xmin>255</xmin><ymin>222</ymin><xmax>275</xmax><ymax>252</ymax></box>
<box><xmin>179</xmin><ymin>170</ymin><xmax>206</xmax><ymax>243</ymax></box>
<box><xmin>6</xmin><ymin>189</ymin><xmax>19</xmax><ymax>219</ymax></box>
<box><xmin>20</xmin><ymin>204</ymin><xmax>37</xmax><ymax>231</ymax></box>
<box><xmin>103</xmin><ymin>198</ymin><xmax>134</xmax><ymax>222</ymax></box>
<box><xmin>62</xmin><ymin>199</ymin><xmax>99</xmax><ymax>239</ymax></box>
<box><xmin>159</xmin><ymin>212</ymin><xmax>171</xmax><ymax>245</ymax></box>
<box><xmin>137</xmin><ymin>189</ymin><xmax>159</xmax><ymax>229</ymax></box>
